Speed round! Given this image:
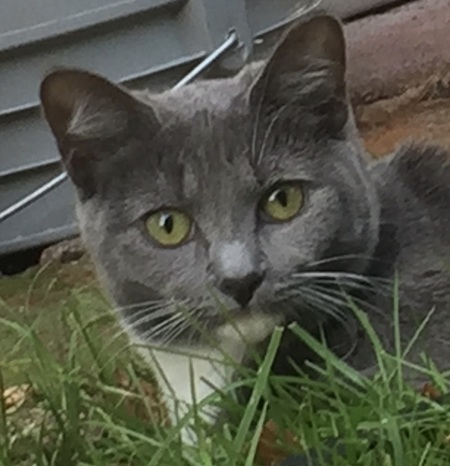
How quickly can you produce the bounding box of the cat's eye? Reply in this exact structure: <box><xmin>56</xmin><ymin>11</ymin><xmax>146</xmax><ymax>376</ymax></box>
<box><xmin>261</xmin><ymin>182</ymin><xmax>304</xmax><ymax>222</ymax></box>
<box><xmin>145</xmin><ymin>210</ymin><xmax>192</xmax><ymax>247</ymax></box>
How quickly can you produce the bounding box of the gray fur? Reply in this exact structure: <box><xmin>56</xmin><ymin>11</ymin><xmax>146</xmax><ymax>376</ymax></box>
<box><xmin>40</xmin><ymin>15</ymin><xmax>450</xmax><ymax>385</ymax></box>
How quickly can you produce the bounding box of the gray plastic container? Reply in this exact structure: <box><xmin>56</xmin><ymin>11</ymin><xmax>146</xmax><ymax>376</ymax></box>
<box><xmin>0</xmin><ymin>0</ymin><xmax>400</xmax><ymax>254</ymax></box>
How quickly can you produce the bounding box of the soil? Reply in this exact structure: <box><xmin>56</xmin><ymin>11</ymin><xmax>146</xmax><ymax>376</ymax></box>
<box><xmin>346</xmin><ymin>0</ymin><xmax>450</xmax><ymax>105</ymax></box>
<box><xmin>358</xmin><ymin>94</ymin><xmax>450</xmax><ymax>157</ymax></box>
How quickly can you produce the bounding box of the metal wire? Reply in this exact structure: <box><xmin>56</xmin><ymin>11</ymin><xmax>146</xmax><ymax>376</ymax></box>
<box><xmin>0</xmin><ymin>172</ymin><xmax>68</xmax><ymax>223</ymax></box>
<box><xmin>255</xmin><ymin>0</ymin><xmax>322</xmax><ymax>38</ymax></box>
<box><xmin>173</xmin><ymin>31</ymin><xmax>238</xmax><ymax>89</ymax></box>
<box><xmin>0</xmin><ymin>31</ymin><xmax>239</xmax><ymax>224</ymax></box>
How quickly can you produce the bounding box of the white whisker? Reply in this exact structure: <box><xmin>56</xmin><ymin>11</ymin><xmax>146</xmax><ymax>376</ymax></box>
<box><xmin>291</xmin><ymin>271</ymin><xmax>389</xmax><ymax>284</ymax></box>
<box><xmin>140</xmin><ymin>313</ymin><xmax>185</xmax><ymax>343</ymax></box>
<box><xmin>307</xmin><ymin>253</ymin><xmax>388</xmax><ymax>268</ymax></box>
<box><xmin>127</xmin><ymin>301</ymin><xmax>187</xmax><ymax>328</ymax></box>
<box><xmin>115</xmin><ymin>299</ymin><xmax>171</xmax><ymax>313</ymax></box>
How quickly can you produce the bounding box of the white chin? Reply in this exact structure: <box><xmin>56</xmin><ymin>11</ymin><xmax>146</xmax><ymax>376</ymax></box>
<box><xmin>215</xmin><ymin>312</ymin><xmax>282</xmax><ymax>345</ymax></box>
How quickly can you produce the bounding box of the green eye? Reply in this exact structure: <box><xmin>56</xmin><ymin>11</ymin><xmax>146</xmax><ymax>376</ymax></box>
<box><xmin>262</xmin><ymin>183</ymin><xmax>304</xmax><ymax>222</ymax></box>
<box><xmin>145</xmin><ymin>210</ymin><xmax>192</xmax><ymax>247</ymax></box>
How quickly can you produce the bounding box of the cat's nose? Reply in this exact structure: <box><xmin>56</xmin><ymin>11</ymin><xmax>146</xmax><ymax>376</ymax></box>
<box><xmin>219</xmin><ymin>272</ymin><xmax>264</xmax><ymax>308</ymax></box>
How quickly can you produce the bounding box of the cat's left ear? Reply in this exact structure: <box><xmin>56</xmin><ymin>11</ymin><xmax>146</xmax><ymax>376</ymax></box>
<box><xmin>249</xmin><ymin>15</ymin><xmax>348</xmax><ymax>135</ymax></box>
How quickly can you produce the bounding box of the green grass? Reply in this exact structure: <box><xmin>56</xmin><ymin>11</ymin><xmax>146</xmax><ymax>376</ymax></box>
<box><xmin>1</xmin><ymin>260</ymin><xmax>450</xmax><ymax>466</ymax></box>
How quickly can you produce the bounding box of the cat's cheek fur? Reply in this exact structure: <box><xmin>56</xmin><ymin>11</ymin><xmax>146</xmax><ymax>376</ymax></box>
<box><xmin>80</xmin><ymin>207</ymin><xmax>211</xmax><ymax>306</ymax></box>
<box><xmin>260</xmin><ymin>190</ymin><xmax>341</xmax><ymax>272</ymax></box>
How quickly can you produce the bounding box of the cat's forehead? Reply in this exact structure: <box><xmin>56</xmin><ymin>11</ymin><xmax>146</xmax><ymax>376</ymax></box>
<box><xmin>110</xmin><ymin>126</ymin><xmax>258</xmax><ymax>225</ymax></box>
<box><xmin>151</xmin><ymin>72</ymin><xmax>253</xmax><ymax>120</ymax></box>
<box><xmin>147</xmin><ymin>77</ymin><xmax>256</xmax><ymax>175</ymax></box>
<box><xmin>155</xmin><ymin>109</ymin><xmax>257</xmax><ymax>204</ymax></box>
<box><xmin>108</xmin><ymin>79</ymin><xmax>260</xmax><ymax>218</ymax></box>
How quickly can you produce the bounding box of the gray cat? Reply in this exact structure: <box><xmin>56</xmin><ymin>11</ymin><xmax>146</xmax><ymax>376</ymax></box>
<box><xmin>39</xmin><ymin>14</ymin><xmax>450</xmax><ymax>438</ymax></box>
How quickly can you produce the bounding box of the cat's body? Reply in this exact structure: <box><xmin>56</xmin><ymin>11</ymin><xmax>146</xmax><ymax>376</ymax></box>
<box><xmin>360</xmin><ymin>146</ymin><xmax>450</xmax><ymax>374</ymax></box>
<box><xmin>40</xmin><ymin>15</ymin><xmax>450</xmax><ymax>436</ymax></box>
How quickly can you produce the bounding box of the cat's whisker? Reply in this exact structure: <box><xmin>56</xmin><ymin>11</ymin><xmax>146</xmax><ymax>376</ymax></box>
<box><xmin>126</xmin><ymin>301</ymin><xmax>187</xmax><ymax>327</ymax></box>
<box><xmin>162</xmin><ymin>319</ymin><xmax>193</xmax><ymax>347</ymax></box>
<box><xmin>278</xmin><ymin>284</ymin><xmax>346</xmax><ymax>324</ymax></box>
<box><xmin>139</xmin><ymin>313</ymin><xmax>186</xmax><ymax>344</ymax></box>
<box><xmin>308</xmin><ymin>276</ymin><xmax>392</xmax><ymax>294</ymax></box>
<box><xmin>279</xmin><ymin>271</ymin><xmax>393</xmax><ymax>320</ymax></box>
<box><xmin>291</xmin><ymin>270</ymin><xmax>390</xmax><ymax>285</ymax></box>
<box><xmin>296</xmin><ymin>287</ymin><xmax>349</xmax><ymax>323</ymax></box>
<box><xmin>124</xmin><ymin>297</ymin><xmax>193</xmax><ymax>327</ymax></box>
<box><xmin>280</xmin><ymin>273</ymin><xmax>392</xmax><ymax>299</ymax></box>
<box><xmin>127</xmin><ymin>301</ymin><xmax>175</xmax><ymax>317</ymax></box>
<box><xmin>135</xmin><ymin>308</ymin><xmax>183</xmax><ymax>334</ymax></box>
<box><xmin>135</xmin><ymin>303</ymin><xmax>175</xmax><ymax>315</ymax></box>
<box><xmin>307</xmin><ymin>253</ymin><xmax>391</xmax><ymax>268</ymax></box>
<box><xmin>115</xmin><ymin>298</ymin><xmax>173</xmax><ymax>313</ymax></box>
<box><xmin>311</xmin><ymin>283</ymin><xmax>389</xmax><ymax>320</ymax></box>
<box><xmin>279</xmin><ymin>271</ymin><xmax>393</xmax><ymax>327</ymax></box>
<box><xmin>156</xmin><ymin>309</ymin><xmax>203</xmax><ymax>347</ymax></box>
<box><xmin>155</xmin><ymin>323</ymin><xmax>182</xmax><ymax>347</ymax></box>
<box><xmin>314</xmin><ymin>277</ymin><xmax>394</xmax><ymax>300</ymax></box>
<box><xmin>135</xmin><ymin>301</ymin><xmax>207</xmax><ymax>346</ymax></box>
<box><xmin>305</xmin><ymin>284</ymin><xmax>351</xmax><ymax>311</ymax></box>
<box><xmin>127</xmin><ymin>310</ymin><xmax>175</xmax><ymax>332</ymax></box>
<box><xmin>186</xmin><ymin>314</ymin><xmax>208</xmax><ymax>347</ymax></box>
<box><xmin>306</xmin><ymin>285</ymin><xmax>386</xmax><ymax>326</ymax></box>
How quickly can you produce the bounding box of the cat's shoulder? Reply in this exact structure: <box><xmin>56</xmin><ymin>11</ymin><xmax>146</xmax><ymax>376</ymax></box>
<box><xmin>370</xmin><ymin>142</ymin><xmax>450</xmax><ymax>207</ymax></box>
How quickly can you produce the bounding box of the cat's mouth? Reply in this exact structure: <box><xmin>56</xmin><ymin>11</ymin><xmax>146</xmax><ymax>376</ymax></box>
<box><xmin>172</xmin><ymin>305</ymin><xmax>284</xmax><ymax>347</ymax></box>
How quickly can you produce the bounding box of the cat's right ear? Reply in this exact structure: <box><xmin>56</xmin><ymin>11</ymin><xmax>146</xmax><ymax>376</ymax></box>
<box><xmin>40</xmin><ymin>69</ymin><xmax>159</xmax><ymax>197</ymax></box>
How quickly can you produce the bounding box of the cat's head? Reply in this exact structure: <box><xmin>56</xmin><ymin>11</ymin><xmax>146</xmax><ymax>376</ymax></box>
<box><xmin>40</xmin><ymin>15</ymin><xmax>380</xmax><ymax>348</ymax></box>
